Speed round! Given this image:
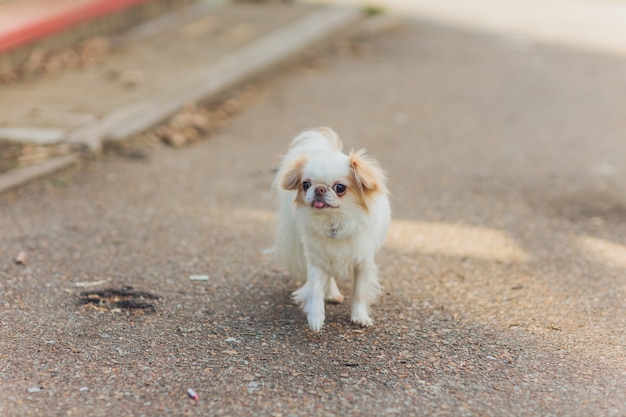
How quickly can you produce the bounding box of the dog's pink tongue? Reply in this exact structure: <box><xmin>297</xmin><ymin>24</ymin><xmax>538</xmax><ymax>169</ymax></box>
<box><xmin>313</xmin><ymin>201</ymin><xmax>326</xmax><ymax>209</ymax></box>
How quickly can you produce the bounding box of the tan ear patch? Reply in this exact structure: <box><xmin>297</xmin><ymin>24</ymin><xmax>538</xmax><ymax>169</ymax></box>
<box><xmin>349</xmin><ymin>149</ymin><xmax>381</xmax><ymax>193</ymax></box>
<box><xmin>281</xmin><ymin>156</ymin><xmax>308</xmax><ymax>191</ymax></box>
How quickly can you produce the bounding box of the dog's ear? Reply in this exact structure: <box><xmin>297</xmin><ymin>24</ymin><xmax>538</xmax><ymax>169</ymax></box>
<box><xmin>349</xmin><ymin>149</ymin><xmax>387</xmax><ymax>194</ymax></box>
<box><xmin>281</xmin><ymin>156</ymin><xmax>307</xmax><ymax>190</ymax></box>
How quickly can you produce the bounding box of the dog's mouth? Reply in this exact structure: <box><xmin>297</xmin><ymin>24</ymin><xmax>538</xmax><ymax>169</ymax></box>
<box><xmin>312</xmin><ymin>200</ymin><xmax>338</xmax><ymax>209</ymax></box>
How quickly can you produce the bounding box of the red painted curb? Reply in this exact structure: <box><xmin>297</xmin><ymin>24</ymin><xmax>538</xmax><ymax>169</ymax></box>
<box><xmin>0</xmin><ymin>0</ymin><xmax>153</xmax><ymax>53</ymax></box>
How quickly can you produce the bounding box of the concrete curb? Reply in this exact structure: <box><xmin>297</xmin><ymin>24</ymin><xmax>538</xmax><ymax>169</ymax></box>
<box><xmin>0</xmin><ymin>153</ymin><xmax>81</xmax><ymax>193</ymax></box>
<box><xmin>68</xmin><ymin>5</ymin><xmax>364</xmax><ymax>148</ymax></box>
<box><xmin>0</xmin><ymin>5</ymin><xmax>364</xmax><ymax>195</ymax></box>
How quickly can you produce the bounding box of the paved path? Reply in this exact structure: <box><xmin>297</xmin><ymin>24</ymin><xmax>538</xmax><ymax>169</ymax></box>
<box><xmin>1</xmin><ymin>8</ymin><xmax>626</xmax><ymax>417</ymax></box>
<box><xmin>316</xmin><ymin>0</ymin><xmax>626</xmax><ymax>55</ymax></box>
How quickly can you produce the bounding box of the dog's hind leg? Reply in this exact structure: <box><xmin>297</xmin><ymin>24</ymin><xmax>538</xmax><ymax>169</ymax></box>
<box><xmin>324</xmin><ymin>277</ymin><xmax>344</xmax><ymax>304</ymax></box>
<box><xmin>351</xmin><ymin>261</ymin><xmax>382</xmax><ymax>327</ymax></box>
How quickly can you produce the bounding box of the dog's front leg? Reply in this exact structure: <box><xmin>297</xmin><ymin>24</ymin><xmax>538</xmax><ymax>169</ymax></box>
<box><xmin>351</xmin><ymin>261</ymin><xmax>382</xmax><ymax>327</ymax></box>
<box><xmin>292</xmin><ymin>264</ymin><xmax>327</xmax><ymax>332</ymax></box>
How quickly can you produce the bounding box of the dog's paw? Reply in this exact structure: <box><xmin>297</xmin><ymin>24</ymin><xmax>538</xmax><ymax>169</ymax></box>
<box><xmin>325</xmin><ymin>278</ymin><xmax>344</xmax><ymax>304</ymax></box>
<box><xmin>302</xmin><ymin>291</ymin><xmax>325</xmax><ymax>332</ymax></box>
<box><xmin>350</xmin><ymin>315</ymin><xmax>374</xmax><ymax>327</ymax></box>
<box><xmin>307</xmin><ymin>311</ymin><xmax>325</xmax><ymax>332</ymax></box>
<box><xmin>351</xmin><ymin>303</ymin><xmax>373</xmax><ymax>327</ymax></box>
<box><xmin>325</xmin><ymin>293</ymin><xmax>344</xmax><ymax>304</ymax></box>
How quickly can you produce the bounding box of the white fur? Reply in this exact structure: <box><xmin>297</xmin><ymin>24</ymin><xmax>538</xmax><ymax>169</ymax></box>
<box><xmin>272</xmin><ymin>128</ymin><xmax>391</xmax><ymax>332</ymax></box>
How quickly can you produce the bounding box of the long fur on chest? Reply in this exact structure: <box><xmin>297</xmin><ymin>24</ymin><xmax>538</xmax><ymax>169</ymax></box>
<box><xmin>298</xmin><ymin>210</ymin><xmax>366</xmax><ymax>279</ymax></box>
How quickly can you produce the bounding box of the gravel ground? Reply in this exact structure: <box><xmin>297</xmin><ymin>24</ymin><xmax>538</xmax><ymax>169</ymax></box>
<box><xmin>1</xmin><ymin>17</ymin><xmax>626</xmax><ymax>416</ymax></box>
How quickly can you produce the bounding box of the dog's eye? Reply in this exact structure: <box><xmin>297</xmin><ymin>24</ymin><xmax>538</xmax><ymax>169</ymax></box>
<box><xmin>302</xmin><ymin>180</ymin><xmax>311</xmax><ymax>191</ymax></box>
<box><xmin>333</xmin><ymin>183</ymin><xmax>347</xmax><ymax>195</ymax></box>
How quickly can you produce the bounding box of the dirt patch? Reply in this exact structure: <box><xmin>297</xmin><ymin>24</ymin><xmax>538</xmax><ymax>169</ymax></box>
<box><xmin>0</xmin><ymin>140</ymin><xmax>77</xmax><ymax>174</ymax></box>
<box><xmin>0</xmin><ymin>139</ymin><xmax>22</xmax><ymax>173</ymax></box>
<box><xmin>77</xmin><ymin>286</ymin><xmax>160</xmax><ymax>313</ymax></box>
<box><xmin>0</xmin><ymin>37</ymin><xmax>113</xmax><ymax>85</ymax></box>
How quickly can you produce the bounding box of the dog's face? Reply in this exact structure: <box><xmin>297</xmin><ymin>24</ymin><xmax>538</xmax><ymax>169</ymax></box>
<box><xmin>280</xmin><ymin>149</ymin><xmax>386</xmax><ymax>213</ymax></box>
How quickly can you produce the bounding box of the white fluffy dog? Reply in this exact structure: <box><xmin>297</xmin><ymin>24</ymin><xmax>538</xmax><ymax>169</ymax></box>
<box><xmin>272</xmin><ymin>128</ymin><xmax>391</xmax><ymax>332</ymax></box>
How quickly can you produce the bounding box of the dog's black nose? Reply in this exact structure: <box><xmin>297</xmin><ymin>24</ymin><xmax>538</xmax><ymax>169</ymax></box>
<box><xmin>314</xmin><ymin>185</ymin><xmax>326</xmax><ymax>196</ymax></box>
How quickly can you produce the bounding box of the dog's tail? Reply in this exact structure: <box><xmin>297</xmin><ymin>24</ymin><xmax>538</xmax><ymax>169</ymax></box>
<box><xmin>270</xmin><ymin>189</ymin><xmax>307</xmax><ymax>280</ymax></box>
